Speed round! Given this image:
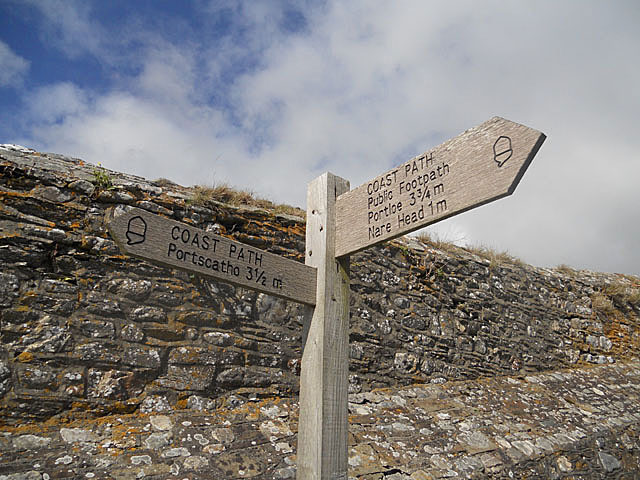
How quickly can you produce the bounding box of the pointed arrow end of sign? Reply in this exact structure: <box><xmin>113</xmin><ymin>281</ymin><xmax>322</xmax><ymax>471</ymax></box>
<box><xmin>504</xmin><ymin>122</ymin><xmax>547</xmax><ymax>196</ymax></box>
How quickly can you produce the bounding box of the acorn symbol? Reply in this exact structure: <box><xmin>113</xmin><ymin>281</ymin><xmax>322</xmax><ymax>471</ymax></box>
<box><xmin>493</xmin><ymin>136</ymin><xmax>513</xmax><ymax>167</ymax></box>
<box><xmin>126</xmin><ymin>215</ymin><xmax>147</xmax><ymax>245</ymax></box>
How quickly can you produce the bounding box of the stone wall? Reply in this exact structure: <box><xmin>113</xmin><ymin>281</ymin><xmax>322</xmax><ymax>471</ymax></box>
<box><xmin>1</xmin><ymin>146</ymin><xmax>639</xmax><ymax>426</ymax></box>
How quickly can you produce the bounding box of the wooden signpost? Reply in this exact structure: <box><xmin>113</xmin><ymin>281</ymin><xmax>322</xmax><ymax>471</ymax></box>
<box><xmin>107</xmin><ymin>116</ymin><xmax>545</xmax><ymax>480</ymax></box>
<box><xmin>298</xmin><ymin>116</ymin><xmax>544</xmax><ymax>480</ymax></box>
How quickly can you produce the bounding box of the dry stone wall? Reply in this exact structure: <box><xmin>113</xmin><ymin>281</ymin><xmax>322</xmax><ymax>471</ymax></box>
<box><xmin>1</xmin><ymin>146</ymin><xmax>639</xmax><ymax>426</ymax></box>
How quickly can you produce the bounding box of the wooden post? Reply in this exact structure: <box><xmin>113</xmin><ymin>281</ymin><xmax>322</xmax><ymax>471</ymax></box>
<box><xmin>298</xmin><ymin>172</ymin><xmax>350</xmax><ymax>480</ymax></box>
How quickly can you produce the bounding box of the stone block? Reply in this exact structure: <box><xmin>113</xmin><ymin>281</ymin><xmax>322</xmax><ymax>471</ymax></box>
<box><xmin>74</xmin><ymin>319</ymin><xmax>115</xmax><ymax>339</ymax></box>
<box><xmin>141</xmin><ymin>325</ymin><xmax>185</xmax><ymax>342</ymax></box>
<box><xmin>184</xmin><ymin>455</ymin><xmax>209</xmax><ymax>471</ymax></box>
<box><xmin>67</xmin><ymin>179</ymin><xmax>95</xmax><ymax>195</ymax></box>
<box><xmin>75</xmin><ymin>342</ymin><xmax>121</xmax><ymax>364</ymax></box>
<box><xmin>150</xmin><ymin>415</ymin><xmax>173</xmax><ymax>431</ymax></box>
<box><xmin>96</xmin><ymin>189</ymin><xmax>135</xmax><ymax>203</ymax></box>
<box><xmin>31</xmin><ymin>185</ymin><xmax>72</xmax><ymax>203</ymax></box>
<box><xmin>106</xmin><ymin>278</ymin><xmax>152</xmax><ymax>301</ymax></box>
<box><xmin>60</xmin><ymin>427</ymin><xmax>97</xmax><ymax>443</ymax></box>
<box><xmin>402</xmin><ymin>315</ymin><xmax>426</xmax><ymax>330</ymax></box>
<box><xmin>143</xmin><ymin>432</ymin><xmax>171</xmax><ymax>449</ymax></box>
<box><xmin>202</xmin><ymin>331</ymin><xmax>234</xmax><ymax>347</ymax></box>
<box><xmin>119</xmin><ymin>323</ymin><xmax>145</xmax><ymax>343</ymax></box>
<box><xmin>175</xmin><ymin>310</ymin><xmax>218</xmax><ymax>327</ymax></box>
<box><xmin>12</xmin><ymin>434</ymin><xmax>52</xmax><ymax>450</ymax></box>
<box><xmin>216</xmin><ymin>367</ymin><xmax>244</xmax><ymax>387</ymax></box>
<box><xmin>456</xmin><ymin>431</ymin><xmax>497</xmax><ymax>454</ymax></box>
<box><xmin>16</xmin><ymin>364</ymin><xmax>58</xmax><ymax>391</ymax></box>
<box><xmin>42</xmin><ymin>279</ymin><xmax>78</xmax><ymax>295</ymax></box>
<box><xmin>87</xmin><ymin>369</ymin><xmax>139</xmax><ymax>400</ymax></box>
<box><xmin>598</xmin><ymin>451</ymin><xmax>621</xmax><ymax>472</ymax></box>
<box><xmin>217</xmin><ymin>366</ymin><xmax>272</xmax><ymax>388</ymax></box>
<box><xmin>187</xmin><ymin>395</ymin><xmax>217</xmax><ymax>411</ymax></box>
<box><xmin>84</xmin><ymin>293</ymin><xmax>123</xmax><ymax>316</ymax></box>
<box><xmin>9</xmin><ymin>316</ymin><xmax>72</xmax><ymax>354</ymax></box>
<box><xmin>245</xmin><ymin>351</ymin><xmax>285</xmax><ymax>369</ymax></box>
<box><xmin>168</xmin><ymin>346</ymin><xmax>242</xmax><ymax>367</ymax></box>
<box><xmin>140</xmin><ymin>394</ymin><xmax>172</xmax><ymax>413</ymax></box>
<box><xmin>122</xmin><ymin>345</ymin><xmax>161</xmax><ymax>368</ymax></box>
<box><xmin>156</xmin><ymin>365</ymin><xmax>216</xmax><ymax>391</ymax></box>
<box><xmin>129</xmin><ymin>305</ymin><xmax>167</xmax><ymax>323</ymax></box>
<box><xmin>23</xmin><ymin>294</ymin><xmax>77</xmax><ymax>316</ymax></box>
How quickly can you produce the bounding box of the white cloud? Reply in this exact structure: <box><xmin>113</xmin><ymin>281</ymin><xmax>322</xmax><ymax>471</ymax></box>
<box><xmin>0</xmin><ymin>40</ymin><xmax>29</xmax><ymax>87</ymax></box>
<box><xmin>28</xmin><ymin>89</ymin><xmax>242</xmax><ymax>187</ymax></box>
<box><xmin>21</xmin><ymin>0</ymin><xmax>105</xmax><ymax>59</ymax></box>
<box><xmin>134</xmin><ymin>44</ymin><xmax>199</xmax><ymax>104</ymax></box>
<box><xmin>27</xmin><ymin>82</ymin><xmax>90</xmax><ymax>123</ymax></box>
<box><xmin>17</xmin><ymin>0</ymin><xmax>640</xmax><ymax>274</ymax></box>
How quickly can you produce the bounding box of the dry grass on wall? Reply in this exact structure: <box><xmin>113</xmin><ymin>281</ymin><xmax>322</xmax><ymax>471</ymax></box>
<box><xmin>189</xmin><ymin>184</ymin><xmax>305</xmax><ymax>218</ymax></box>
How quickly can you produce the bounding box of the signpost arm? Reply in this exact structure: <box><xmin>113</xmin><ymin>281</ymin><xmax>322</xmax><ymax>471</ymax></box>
<box><xmin>298</xmin><ymin>172</ymin><xmax>351</xmax><ymax>480</ymax></box>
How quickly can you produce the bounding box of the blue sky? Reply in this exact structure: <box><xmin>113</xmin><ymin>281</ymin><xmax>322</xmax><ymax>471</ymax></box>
<box><xmin>1</xmin><ymin>0</ymin><xmax>639</xmax><ymax>275</ymax></box>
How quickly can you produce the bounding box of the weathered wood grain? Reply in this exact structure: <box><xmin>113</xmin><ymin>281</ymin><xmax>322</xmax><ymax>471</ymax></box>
<box><xmin>298</xmin><ymin>173</ymin><xmax>351</xmax><ymax>480</ymax></box>
<box><xmin>335</xmin><ymin>116</ymin><xmax>546</xmax><ymax>257</ymax></box>
<box><xmin>107</xmin><ymin>207</ymin><xmax>317</xmax><ymax>305</ymax></box>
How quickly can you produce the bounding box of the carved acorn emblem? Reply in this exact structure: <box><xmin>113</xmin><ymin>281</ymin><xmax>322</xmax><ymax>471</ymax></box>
<box><xmin>126</xmin><ymin>215</ymin><xmax>147</xmax><ymax>245</ymax></box>
<box><xmin>493</xmin><ymin>136</ymin><xmax>513</xmax><ymax>167</ymax></box>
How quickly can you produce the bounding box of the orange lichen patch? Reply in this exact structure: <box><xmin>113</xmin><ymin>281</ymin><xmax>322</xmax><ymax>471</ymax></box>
<box><xmin>285</xmin><ymin>223</ymin><xmax>306</xmax><ymax>236</ymax></box>
<box><xmin>16</xmin><ymin>351</ymin><xmax>34</xmax><ymax>362</ymax></box>
<box><xmin>107</xmin><ymin>254</ymin><xmax>129</xmax><ymax>261</ymax></box>
<box><xmin>105</xmin><ymin>422</ymin><xmax>147</xmax><ymax>444</ymax></box>
<box><xmin>0</xmin><ymin>421</ymin><xmax>53</xmax><ymax>435</ymax></box>
<box><xmin>80</xmin><ymin>236</ymin><xmax>93</xmax><ymax>249</ymax></box>
<box><xmin>0</xmin><ymin>190</ymin><xmax>29</xmax><ymax>199</ymax></box>
<box><xmin>603</xmin><ymin>314</ymin><xmax>640</xmax><ymax>357</ymax></box>
<box><xmin>0</xmin><ymin>232</ymin><xmax>20</xmax><ymax>240</ymax></box>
